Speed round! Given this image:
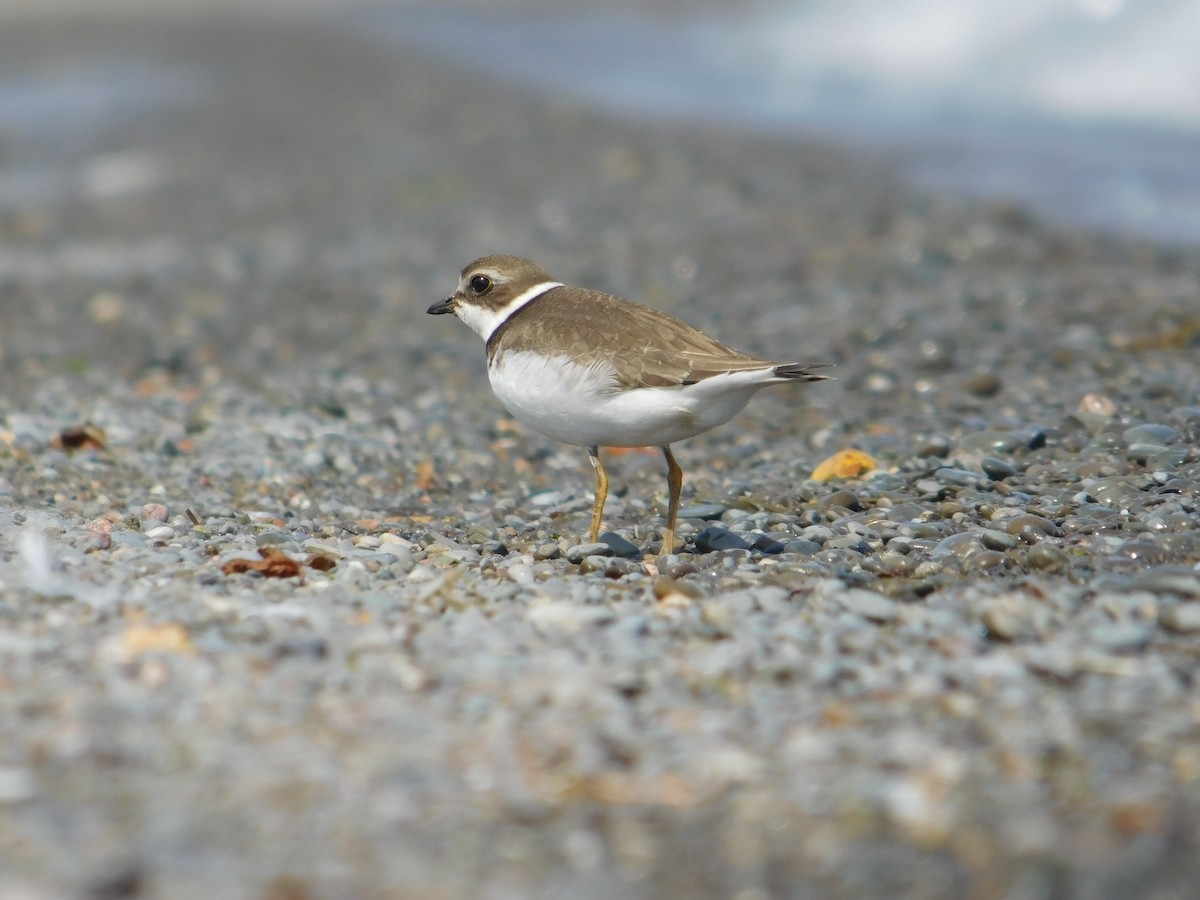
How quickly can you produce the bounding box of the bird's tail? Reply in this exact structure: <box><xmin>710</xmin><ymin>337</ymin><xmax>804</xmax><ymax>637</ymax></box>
<box><xmin>772</xmin><ymin>362</ymin><xmax>834</xmax><ymax>382</ymax></box>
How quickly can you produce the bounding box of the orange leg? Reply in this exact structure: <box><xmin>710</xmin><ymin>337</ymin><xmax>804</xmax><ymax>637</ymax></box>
<box><xmin>661</xmin><ymin>445</ymin><xmax>682</xmax><ymax>554</ymax></box>
<box><xmin>587</xmin><ymin>446</ymin><xmax>608</xmax><ymax>543</ymax></box>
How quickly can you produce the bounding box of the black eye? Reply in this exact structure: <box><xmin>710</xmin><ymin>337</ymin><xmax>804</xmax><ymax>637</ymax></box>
<box><xmin>469</xmin><ymin>274</ymin><xmax>492</xmax><ymax>294</ymax></box>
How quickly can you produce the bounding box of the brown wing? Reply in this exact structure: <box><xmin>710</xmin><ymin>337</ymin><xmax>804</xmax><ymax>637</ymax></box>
<box><xmin>492</xmin><ymin>287</ymin><xmax>780</xmax><ymax>390</ymax></box>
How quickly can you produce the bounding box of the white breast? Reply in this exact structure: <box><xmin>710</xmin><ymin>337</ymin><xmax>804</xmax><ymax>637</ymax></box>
<box><xmin>488</xmin><ymin>350</ymin><xmax>777</xmax><ymax>448</ymax></box>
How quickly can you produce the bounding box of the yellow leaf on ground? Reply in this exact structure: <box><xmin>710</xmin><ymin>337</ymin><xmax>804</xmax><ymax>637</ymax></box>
<box><xmin>811</xmin><ymin>448</ymin><xmax>878</xmax><ymax>481</ymax></box>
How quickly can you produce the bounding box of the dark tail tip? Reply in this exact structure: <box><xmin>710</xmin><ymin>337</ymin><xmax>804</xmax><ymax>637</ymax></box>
<box><xmin>773</xmin><ymin>362</ymin><xmax>834</xmax><ymax>382</ymax></box>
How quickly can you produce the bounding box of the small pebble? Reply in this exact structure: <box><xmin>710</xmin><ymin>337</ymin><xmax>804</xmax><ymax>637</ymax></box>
<box><xmin>783</xmin><ymin>539</ymin><xmax>822</xmax><ymax>556</ymax></box>
<box><xmin>1025</xmin><ymin>544</ymin><xmax>1069</xmax><ymax>573</ymax></box>
<box><xmin>578</xmin><ymin>555</ymin><xmax>612</xmax><ymax>575</ymax></box>
<box><xmin>980</xmin><ymin>457</ymin><xmax>1018</xmax><ymax>480</ymax></box>
<box><xmin>599</xmin><ymin>531</ymin><xmax>641</xmax><ymax>559</ymax></box>
<box><xmin>1004</xmin><ymin>515</ymin><xmax>1061</xmax><ymax>540</ymax></box>
<box><xmin>935</xmin><ymin>467</ymin><xmax>985</xmax><ymax>486</ymax></box>
<box><xmin>958</xmin><ymin>431</ymin><xmax>1025</xmax><ymax>454</ymax></box>
<box><xmin>748</xmin><ymin>534</ymin><xmax>786</xmax><ymax>554</ymax></box>
<box><xmin>506</xmin><ymin>563</ymin><xmax>535</xmax><ymax>585</ymax></box>
<box><xmin>982</xmin><ymin>606</ymin><xmax>1025</xmax><ymax>641</ymax></box>
<box><xmin>979</xmin><ymin>529</ymin><xmax>1018</xmax><ymax>551</ymax></box>
<box><xmin>861</xmin><ymin>551</ymin><xmax>917</xmax><ymax>577</ymax></box>
<box><xmin>693</xmin><ymin>526</ymin><xmax>750</xmax><ymax>553</ymax></box>
<box><xmin>961</xmin><ymin>371</ymin><xmax>1002</xmax><ymax>396</ymax></box>
<box><xmin>840</xmin><ymin>590</ymin><xmax>899</xmax><ymax>623</ymax></box>
<box><xmin>140</xmin><ymin>503</ymin><xmax>169</xmax><ymax>522</ymax></box>
<box><xmin>1159</xmin><ymin>605</ymin><xmax>1200</xmax><ymax>633</ymax></box>
<box><xmin>1123</xmin><ymin>424</ymin><xmax>1179</xmax><ymax>445</ymax></box>
<box><xmin>676</xmin><ymin>503</ymin><xmax>725</xmax><ymax>520</ymax></box>
<box><xmin>1080</xmin><ymin>393</ymin><xmax>1117</xmax><ymax>417</ymax></box>
<box><xmin>1088</xmin><ymin>623</ymin><xmax>1151</xmax><ymax>653</ymax></box>
<box><xmin>699</xmin><ymin>601</ymin><xmax>735</xmax><ymax>637</ymax></box>
<box><xmin>566</xmin><ymin>543</ymin><xmax>614</xmax><ymax>564</ymax></box>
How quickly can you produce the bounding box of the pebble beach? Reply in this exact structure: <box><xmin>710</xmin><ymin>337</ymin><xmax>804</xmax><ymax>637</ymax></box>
<box><xmin>1</xmin><ymin>6</ymin><xmax>1199</xmax><ymax>898</ymax></box>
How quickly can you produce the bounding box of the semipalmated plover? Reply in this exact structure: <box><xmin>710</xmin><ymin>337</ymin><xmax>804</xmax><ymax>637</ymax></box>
<box><xmin>428</xmin><ymin>255</ymin><xmax>830</xmax><ymax>553</ymax></box>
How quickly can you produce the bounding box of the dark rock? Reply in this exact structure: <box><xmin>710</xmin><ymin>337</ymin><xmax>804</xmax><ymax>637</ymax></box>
<box><xmin>981</xmin><ymin>457</ymin><xmax>1018</xmax><ymax>480</ymax></box>
<box><xmin>693</xmin><ymin>526</ymin><xmax>750</xmax><ymax>553</ymax></box>
<box><xmin>749</xmin><ymin>534</ymin><xmax>786</xmax><ymax>554</ymax></box>
<box><xmin>599</xmin><ymin>531</ymin><xmax>641</xmax><ymax>558</ymax></box>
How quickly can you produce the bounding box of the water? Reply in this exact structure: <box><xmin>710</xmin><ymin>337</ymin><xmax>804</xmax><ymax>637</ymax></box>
<box><xmin>352</xmin><ymin>0</ymin><xmax>1200</xmax><ymax>245</ymax></box>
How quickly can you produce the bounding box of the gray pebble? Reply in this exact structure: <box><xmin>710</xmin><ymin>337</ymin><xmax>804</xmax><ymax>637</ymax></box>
<box><xmin>1024</xmin><ymin>645</ymin><xmax>1080</xmax><ymax>680</ymax></box>
<box><xmin>1088</xmin><ymin>623</ymin><xmax>1151</xmax><ymax>653</ymax></box>
<box><xmin>1159</xmin><ymin>604</ymin><xmax>1200</xmax><ymax>633</ymax></box>
<box><xmin>1025</xmin><ymin>544</ymin><xmax>1069</xmax><ymax>573</ymax></box>
<box><xmin>784</xmin><ymin>539</ymin><xmax>822</xmax><ymax>556</ymax></box>
<box><xmin>699</xmin><ymin>601</ymin><xmax>735</xmax><ymax>636</ymax></box>
<box><xmin>958</xmin><ymin>430</ymin><xmax>1026</xmax><ymax>454</ymax></box>
<box><xmin>1005</xmin><ymin>515</ymin><xmax>1062</xmax><ymax>540</ymax></box>
<box><xmin>825</xmin><ymin>535</ymin><xmax>871</xmax><ymax>553</ymax></box>
<box><xmin>935</xmin><ymin>467</ymin><xmax>985</xmax><ymax>486</ymax></box>
<box><xmin>932</xmin><ymin>533</ymin><xmax>985</xmax><ymax>561</ymax></box>
<box><xmin>979</xmin><ymin>529</ymin><xmax>1019</xmax><ymax>551</ymax></box>
<box><xmin>575</xmin><ymin>555</ymin><xmax>607</xmax><ymax>574</ymax></box>
<box><xmin>693</xmin><ymin>526</ymin><xmax>750</xmax><ymax>553</ymax></box>
<box><xmin>982</xmin><ymin>606</ymin><xmax>1025</xmax><ymax>641</ymax></box>
<box><xmin>961</xmin><ymin>371</ymin><xmax>1002</xmax><ymax>396</ymax></box>
<box><xmin>1123</xmin><ymin>423</ymin><xmax>1179</xmax><ymax>445</ymax></box>
<box><xmin>599</xmin><ymin>531</ymin><xmax>641</xmax><ymax>559</ymax></box>
<box><xmin>255</xmin><ymin>530</ymin><xmax>293</xmax><ymax>547</ymax></box>
<box><xmin>1126</xmin><ymin>568</ymin><xmax>1200</xmax><ymax>598</ymax></box>
<box><xmin>566</xmin><ymin>543</ymin><xmax>614</xmax><ymax>564</ymax></box>
<box><xmin>840</xmin><ymin>590</ymin><xmax>899</xmax><ymax>622</ymax></box>
<box><xmin>980</xmin><ymin>457</ymin><xmax>1018</xmax><ymax>480</ymax></box>
<box><xmin>861</xmin><ymin>552</ymin><xmax>917</xmax><ymax>577</ymax></box>
<box><xmin>506</xmin><ymin>563</ymin><xmax>535</xmax><ymax>585</ymax></box>
<box><xmin>605</xmin><ymin>558</ymin><xmax>639</xmax><ymax>578</ymax></box>
<box><xmin>1126</xmin><ymin>442</ymin><xmax>1168</xmax><ymax>463</ymax></box>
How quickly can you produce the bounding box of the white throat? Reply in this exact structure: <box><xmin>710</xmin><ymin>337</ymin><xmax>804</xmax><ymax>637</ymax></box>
<box><xmin>457</xmin><ymin>281</ymin><xmax>563</xmax><ymax>341</ymax></box>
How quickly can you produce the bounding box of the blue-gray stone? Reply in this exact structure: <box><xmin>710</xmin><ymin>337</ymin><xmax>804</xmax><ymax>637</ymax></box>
<box><xmin>693</xmin><ymin>526</ymin><xmax>750</xmax><ymax>553</ymax></box>
<box><xmin>749</xmin><ymin>534</ymin><xmax>786</xmax><ymax>554</ymax></box>
<box><xmin>677</xmin><ymin>503</ymin><xmax>726</xmax><ymax>520</ymax></box>
<box><xmin>599</xmin><ymin>531</ymin><xmax>641</xmax><ymax>559</ymax></box>
<box><xmin>784</xmin><ymin>539</ymin><xmax>822</xmax><ymax>556</ymax></box>
<box><xmin>981</xmin><ymin>457</ymin><xmax>1018</xmax><ymax>480</ymax></box>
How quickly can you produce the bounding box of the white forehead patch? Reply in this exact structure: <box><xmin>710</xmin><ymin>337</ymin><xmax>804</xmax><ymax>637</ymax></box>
<box><xmin>456</xmin><ymin>281</ymin><xmax>562</xmax><ymax>341</ymax></box>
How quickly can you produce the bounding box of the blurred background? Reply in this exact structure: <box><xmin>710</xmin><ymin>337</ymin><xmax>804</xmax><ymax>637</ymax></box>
<box><xmin>0</xmin><ymin>0</ymin><xmax>1196</xmax><ymax>386</ymax></box>
<box><xmin>3</xmin><ymin>0</ymin><xmax>1198</xmax><ymax>245</ymax></box>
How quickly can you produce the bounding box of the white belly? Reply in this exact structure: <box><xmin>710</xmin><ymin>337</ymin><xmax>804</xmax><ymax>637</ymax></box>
<box><xmin>488</xmin><ymin>350</ymin><xmax>772</xmax><ymax>448</ymax></box>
